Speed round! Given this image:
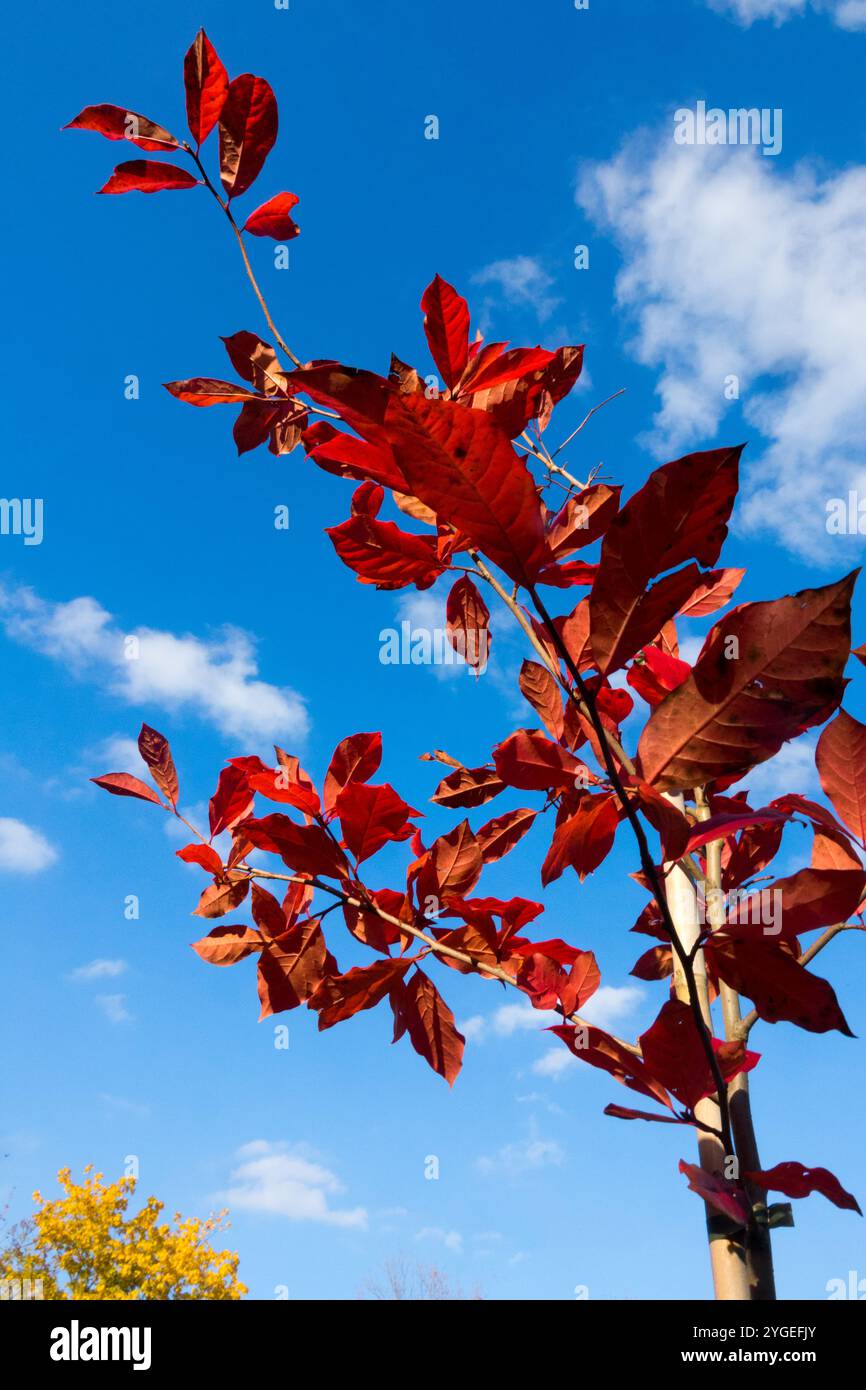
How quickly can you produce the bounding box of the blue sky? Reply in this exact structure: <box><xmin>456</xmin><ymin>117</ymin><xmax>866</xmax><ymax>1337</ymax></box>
<box><xmin>2</xmin><ymin>0</ymin><xmax>865</xmax><ymax>1299</ymax></box>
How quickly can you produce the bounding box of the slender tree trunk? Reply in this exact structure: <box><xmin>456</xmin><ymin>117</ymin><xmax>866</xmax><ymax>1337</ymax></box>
<box><xmin>664</xmin><ymin>794</ymin><xmax>776</xmax><ymax>1300</ymax></box>
<box><xmin>701</xmin><ymin>819</ymin><xmax>777</xmax><ymax>1301</ymax></box>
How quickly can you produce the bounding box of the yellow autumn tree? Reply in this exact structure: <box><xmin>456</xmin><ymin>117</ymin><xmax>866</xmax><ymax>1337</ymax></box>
<box><xmin>0</xmin><ymin>1166</ymin><xmax>246</xmax><ymax>1300</ymax></box>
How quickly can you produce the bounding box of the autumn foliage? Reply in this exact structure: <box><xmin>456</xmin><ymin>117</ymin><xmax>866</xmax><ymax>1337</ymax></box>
<box><xmin>0</xmin><ymin>1167</ymin><xmax>245</xmax><ymax>1300</ymax></box>
<box><xmin>69</xmin><ymin>30</ymin><xmax>864</xmax><ymax>1294</ymax></box>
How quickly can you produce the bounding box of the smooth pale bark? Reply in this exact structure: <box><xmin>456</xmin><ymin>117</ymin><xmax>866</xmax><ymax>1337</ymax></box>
<box><xmin>664</xmin><ymin>794</ymin><xmax>755</xmax><ymax>1301</ymax></box>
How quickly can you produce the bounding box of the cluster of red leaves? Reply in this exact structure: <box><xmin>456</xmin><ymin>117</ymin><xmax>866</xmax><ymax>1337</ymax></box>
<box><xmin>80</xmin><ymin>37</ymin><xmax>865</xmax><ymax>1229</ymax></box>
<box><xmin>64</xmin><ymin>29</ymin><xmax>300</xmax><ymax>228</ymax></box>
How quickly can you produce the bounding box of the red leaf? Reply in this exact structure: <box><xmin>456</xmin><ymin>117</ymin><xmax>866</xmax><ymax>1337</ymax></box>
<box><xmin>219</xmin><ymin>74</ymin><xmax>278</xmax><ymax>199</ymax></box>
<box><xmin>726</xmin><ymin>867</ymin><xmax>866</xmax><ymax>938</ymax></box>
<box><xmin>243</xmin><ymin>192</ymin><xmax>301</xmax><ymax>240</ymax></box>
<box><xmin>812</xmin><ymin>828</ymin><xmax>863</xmax><ymax>871</ymax></box>
<box><xmin>64</xmin><ymin>104</ymin><xmax>180</xmax><ymax>151</ymax></box>
<box><xmin>446</xmin><ymin>576</ymin><xmax>491</xmax><ymax>673</ymax></box>
<box><xmin>247</xmin><ymin>768</ymin><xmax>321</xmax><ymax>817</ymax></box>
<box><xmin>379</xmin><ymin>392</ymin><xmax>549</xmax><ymax>586</ymax></box>
<box><xmin>97</xmin><ymin>160</ymin><xmax>200</xmax><ymax>194</ymax></box>
<box><xmin>463</xmin><ymin>345</ymin><xmax>585</xmax><ymax>437</ymax></box>
<box><xmin>638</xmin><ymin>573</ymin><xmax>856</xmax><ymax>792</ymax></box>
<box><xmin>706</xmin><ymin>935</ymin><xmax>853</xmax><ymax>1035</ymax></box>
<box><xmin>176</xmin><ymin>842</ymin><xmax>223</xmax><ymax>876</ymax></box>
<box><xmin>90</xmin><ymin>773</ymin><xmax>163</xmax><ymax>806</ymax></box>
<box><xmin>251</xmin><ymin>883</ymin><xmax>290</xmax><ymax>940</ymax></box>
<box><xmin>323</xmin><ymin>732</ymin><xmax>383</xmax><ymax>813</ymax></box>
<box><xmin>476</xmin><ymin>807</ymin><xmax>537</xmax><ymax>863</ymax></box>
<box><xmin>327</xmin><ymin>513</ymin><xmax>446</xmax><ymax>590</ymax></box>
<box><xmin>426</xmin><ymin>821</ymin><xmax>483</xmax><ymax>900</ymax></box>
<box><xmin>191</xmin><ymin>924</ymin><xmax>261</xmax><ymax>966</ymax></box>
<box><xmin>242</xmin><ymin>814</ymin><xmax>350</xmax><ymax>879</ymax></box>
<box><xmin>628</xmin><ymin>780</ymin><xmax>691</xmax><ymax>861</ymax></box>
<box><xmin>546</xmin><ymin>486</ymin><xmax>621</xmax><ymax>557</ymax></box>
<box><xmin>493</xmin><ymin>728</ymin><xmax>580</xmax><ymax>792</ymax></box>
<box><xmin>590</xmin><ymin>445</ymin><xmax>743</xmax><ymax>673</ymax></box>
<box><xmin>639</xmin><ymin>999</ymin><xmax>759</xmax><ymax>1111</ymax></box>
<box><xmin>334</xmin><ymin>782</ymin><xmax>419</xmax><ymax>863</ymax></box>
<box><xmin>604</xmin><ymin>1104</ymin><xmax>688</xmax><ymax>1125</ymax></box>
<box><xmin>431</xmin><ymin>765</ymin><xmax>505</xmax><ymax>809</ymax></box>
<box><xmin>420</xmin><ymin>275</ymin><xmax>470</xmax><ymax>389</ymax></box>
<box><xmin>164</xmin><ymin>378</ymin><xmax>264</xmax><ymax>406</ymax></box>
<box><xmin>816</xmin><ymin>709</ymin><xmax>866</xmax><ymax>846</ymax></box>
<box><xmin>209</xmin><ymin>765</ymin><xmax>255</xmax><ymax>838</ymax></box>
<box><xmin>541</xmin><ymin>793</ymin><xmax>618</xmax><ymax>884</ymax></box>
<box><xmin>193</xmin><ymin>876</ymin><xmax>250</xmax><ymax>919</ymax></box>
<box><xmin>630</xmin><ymin>945</ymin><xmax>673</xmax><ymax>981</ymax></box>
<box><xmin>313</xmin><ymin>958</ymin><xmax>410</xmax><ymax>1029</ymax></box>
<box><xmin>678</xmin><ymin>1161</ymin><xmax>751</xmax><ymax>1227</ymax></box>
<box><xmin>742</xmin><ymin>1161</ymin><xmax>861</xmax><ymax>1215</ymax></box>
<box><xmin>401</xmin><ymin>968</ymin><xmax>465</xmax><ymax>1084</ymax></box>
<box><xmin>683</xmin><ymin>808</ymin><xmax>787</xmax><ymax>858</ymax></box>
<box><xmin>257</xmin><ymin>919</ymin><xmax>335</xmax><ymax>1018</ymax></box>
<box><xmin>551</xmin><ymin>1023</ymin><xmax>673</xmax><ymax>1108</ymax></box>
<box><xmin>678</xmin><ymin>567</ymin><xmax>746</xmax><ymax>618</ymax></box>
<box><xmin>137</xmin><ymin>723</ymin><xmax>179</xmax><ymax>807</ymax></box>
<box><xmin>627</xmin><ymin>645</ymin><xmax>691</xmax><ymax>707</ymax></box>
<box><xmin>592</xmin><ymin>561</ymin><xmax>706</xmax><ymax>676</ymax></box>
<box><xmin>518</xmin><ymin>660</ymin><xmax>564</xmax><ymax>740</ymax></box>
<box><xmin>184</xmin><ymin>28</ymin><xmax>229</xmax><ymax>146</ymax></box>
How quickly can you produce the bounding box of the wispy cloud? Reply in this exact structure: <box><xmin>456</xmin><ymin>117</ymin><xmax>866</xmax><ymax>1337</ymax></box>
<box><xmin>70</xmin><ymin>959</ymin><xmax>128</xmax><ymax>983</ymax></box>
<box><xmin>706</xmin><ymin>0</ymin><xmax>866</xmax><ymax>30</ymax></box>
<box><xmin>0</xmin><ymin>818</ymin><xmax>58</xmax><ymax>874</ymax></box>
<box><xmin>96</xmin><ymin>993</ymin><xmax>132</xmax><ymax>1025</ymax></box>
<box><xmin>475</xmin><ymin>1120</ymin><xmax>565</xmax><ymax>1179</ymax></box>
<box><xmin>578</xmin><ymin>139</ymin><xmax>866</xmax><ymax>561</ymax></box>
<box><xmin>415</xmin><ymin>1226</ymin><xmax>463</xmax><ymax>1253</ymax></box>
<box><xmin>0</xmin><ymin>583</ymin><xmax>309</xmax><ymax>745</ymax></box>
<box><xmin>216</xmin><ymin>1140</ymin><xmax>367</xmax><ymax>1229</ymax></box>
<box><xmin>472</xmin><ymin>255</ymin><xmax>563</xmax><ymax>325</ymax></box>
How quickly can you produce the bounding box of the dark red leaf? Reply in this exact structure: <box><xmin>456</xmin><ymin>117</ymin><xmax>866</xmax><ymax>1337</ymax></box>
<box><xmin>209</xmin><ymin>765</ymin><xmax>255</xmax><ymax>838</ymax></box>
<box><xmin>401</xmin><ymin>968</ymin><xmax>465</xmax><ymax>1084</ymax></box>
<box><xmin>64</xmin><ymin>104</ymin><xmax>180</xmax><ymax>151</ymax></box>
<box><xmin>243</xmin><ymin>192</ymin><xmax>301</xmax><ymax>239</ymax></box>
<box><xmin>742</xmin><ymin>1161</ymin><xmax>861</xmax><ymax>1215</ymax></box>
<box><xmin>334</xmin><ymin>782</ymin><xmax>419</xmax><ymax>863</ymax></box>
<box><xmin>420</xmin><ymin>275</ymin><xmax>470</xmax><ymax>390</ymax></box>
<box><xmin>541</xmin><ymin>794</ymin><xmax>618</xmax><ymax>885</ymax></box>
<box><xmin>638</xmin><ymin>573</ymin><xmax>856</xmax><ymax>792</ymax></box>
<box><xmin>191</xmin><ymin>923</ymin><xmax>261</xmax><ymax>966</ymax></box>
<box><xmin>184</xmin><ymin>28</ymin><xmax>229</xmax><ymax>145</ymax></box>
<box><xmin>91</xmin><ymin>773</ymin><xmax>163</xmax><ymax>806</ymax></box>
<box><xmin>97</xmin><ymin>160</ymin><xmax>200</xmax><ymax>194</ymax></box>
<box><xmin>219</xmin><ymin>74</ymin><xmax>278</xmax><ymax>199</ymax></box>
<box><xmin>137</xmin><ymin>723</ymin><xmax>179</xmax><ymax>807</ymax></box>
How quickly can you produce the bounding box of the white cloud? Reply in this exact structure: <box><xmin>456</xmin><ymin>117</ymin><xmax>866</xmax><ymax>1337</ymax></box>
<box><xmin>532</xmin><ymin>1048</ymin><xmax>579</xmax><ymax>1079</ymax></box>
<box><xmin>707</xmin><ymin>0</ymin><xmax>866</xmax><ymax>29</ymax></box>
<box><xmin>0</xmin><ymin>818</ymin><xmax>58</xmax><ymax>873</ymax></box>
<box><xmin>583</xmin><ymin>984</ymin><xmax>645</xmax><ymax>1030</ymax></box>
<box><xmin>457</xmin><ymin>1014</ymin><xmax>486</xmax><ymax>1043</ymax></box>
<box><xmin>216</xmin><ymin>1140</ymin><xmax>367</xmax><ymax>1229</ymax></box>
<box><xmin>490</xmin><ymin>985</ymin><xmax>642</xmax><ymax>1040</ymax></box>
<box><xmin>92</xmin><ymin>736</ymin><xmax>146</xmax><ymax>775</ymax></box>
<box><xmin>578</xmin><ymin>140</ymin><xmax>866</xmax><ymax>561</ymax></box>
<box><xmin>415</xmin><ymin>1226</ymin><xmax>463</xmax><ymax>1254</ymax></box>
<box><xmin>472</xmin><ymin>255</ymin><xmax>563</xmax><ymax>324</ymax></box>
<box><xmin>0</xmin><ymin>583</ymin><xmax>309</xmax><ymax>745</ymax></box>
<box><xmin>730</xmin><ymin>734</ymin><xmax>820</xmax><ymax>803</ymax></box>
<box><xmin>70</xmin><ymin>959</ymin><xmax>127</xmax><ymax>982</ymax></box>
<box><xmin>476</xmin><ymin>1121</ymin><xmax>565</xmax><ymax>1179</ymax></box>
<box><xmin>96</xmin><ymin>993</ymin><xmax>131</xmax><ymax>1024</ymax></box>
